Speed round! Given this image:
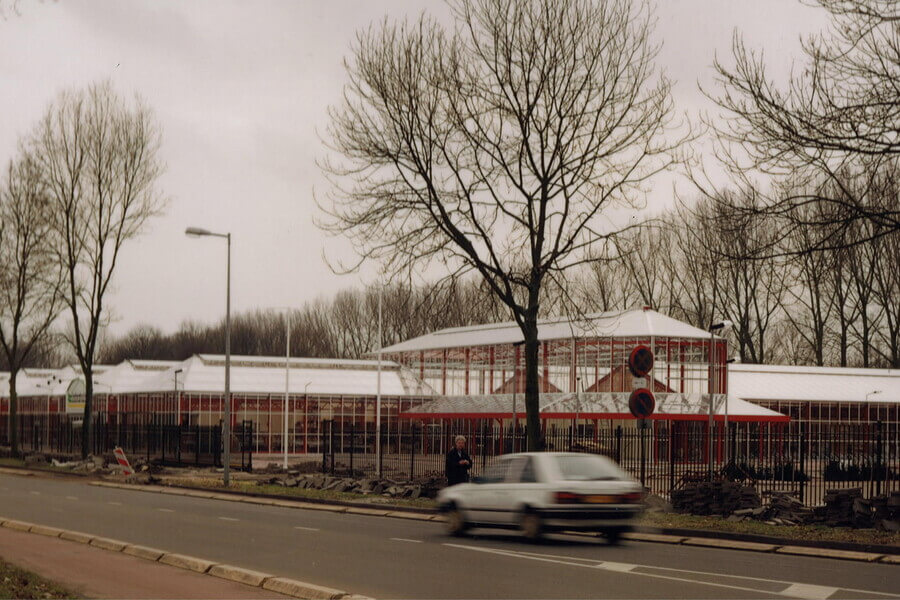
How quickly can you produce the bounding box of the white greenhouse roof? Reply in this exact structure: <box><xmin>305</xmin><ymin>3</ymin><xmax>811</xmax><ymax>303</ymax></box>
<box><xmin>400</xmin><ymin>392</ymin><xmax>787</xmax><ymax>421</ymax></box>
<box><xmin>729</xmin><ymin>364</ymin><xmax>900</xmax><ymax>405</ymax></box>
<box><xmin>0</xmin><ymin>355</ymin><xmax>437</xmax><ymax>398</ymax></box>
<box><xmin>380</xmin><ymin>308</ymin><xmax>712</xmax><ymax>354</ymax></box>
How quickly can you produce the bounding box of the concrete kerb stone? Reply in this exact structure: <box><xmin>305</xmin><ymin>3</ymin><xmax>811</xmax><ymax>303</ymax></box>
<box><xmin>879</xmin><ymin>555</ymin><xmax>900</xmax><ymax>564</ymax></box>
<box><xmin>345</xmin><ymin>507</ymin><xmax>391</xmax><ymax>517</ymax></box>
<box><xmin>622</xmin><ymin>532</ymin><xmax>687</xmax><ymax>544</ymax></box>
<box><xmin>775</xmin><ymin>546</ymin><xmax>885</xmax><ymax>562</ymax></box>
<box><xmin>29</xmin><ymin>525</ymin><xmax>64</xmax><ymax>538</ymax></box>
<box><xmin>208</xmin><ymin>564</ymin><xmax>273</xmax><ymax>587</ymax></box>
<box><xmin>122</xmin><ymin>544</ymin><xmax>166</xmax><ymax>561</ymax></box>
<box><xmin>1</xmin><ymin>519</ymin><xmax>33</xmax><ymax>532</ymax></box>
<box><xmin>262</xmin><ymin>577</ymin><xmax>348</xmax><ymax>599</ymax></box>
<box><xmin>90</xmin><ymin>537</ymin><xmax>128</xmax><ymax>552</ymax></box>
<box><xmin>59</xmin><ymin>530</ymin><xmax>94</xmax><ymax>544</ymax></box>
<box><xmin>384</xmin><ymin>511</ymin><xmax>433</xmax><ymax>521</ymax></box>
<box><xmin>682</xmin><ymin>537</ymin><xmax>778</xmax><ymax>552</ymax></box>
<box><xmin>159</xmin><ymin>553</ymin><xmax>217</xmax><ymax>573</ymax></box>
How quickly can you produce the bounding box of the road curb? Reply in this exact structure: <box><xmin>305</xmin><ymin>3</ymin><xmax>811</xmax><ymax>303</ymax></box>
<box><xmin>0</xmin><ymin>515</ymin><xmax>371</xmax><ymax>598</ymax></box>
<box><xmin>86</xmin><ymin>480</ymin><xmax>900</xmax><ymax>563</ymax></box>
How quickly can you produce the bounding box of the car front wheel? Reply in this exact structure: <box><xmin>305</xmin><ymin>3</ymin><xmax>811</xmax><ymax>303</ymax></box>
<box><xmin>520</xmin><ymin>511</ymin><xmax>543</xmax><ymax>542</ymax></box>
<box><xmin>445</xmin><ymin>507</ymin><xmax>468</xmax><ymax>537</ymax></box>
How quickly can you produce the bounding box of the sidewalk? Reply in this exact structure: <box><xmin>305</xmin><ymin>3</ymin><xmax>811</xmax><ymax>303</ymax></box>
<box><xmin>0</xmin><ymin>527</ymin><xmax>289</xmax><ymax>599</ymax></box>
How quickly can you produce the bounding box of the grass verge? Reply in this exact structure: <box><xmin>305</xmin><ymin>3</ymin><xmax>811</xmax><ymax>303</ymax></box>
<box><xmin>0</xmin><ymin>557</ymin><xmax>80</xmax><ymax>599</ymax></box>
<box><xmin>639</xmin><ymin>512</ymin><xmax>899</xmax><ymax>547</ymax></box>
<box><xmin>161</xmin><ymin>476</ymin><xmax>438</xmax><ymax>509</ymax></box>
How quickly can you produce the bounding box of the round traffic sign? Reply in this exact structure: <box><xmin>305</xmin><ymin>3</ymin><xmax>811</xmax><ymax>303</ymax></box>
<box><xmin>628</xmin><ymin>388</ymin><xmax>656</xmax><ymax>418</ymax></box>
<box><xmin>628</xmin><ymin>345</ymin><xmax>654</xmax><ymax>377</ymax></box>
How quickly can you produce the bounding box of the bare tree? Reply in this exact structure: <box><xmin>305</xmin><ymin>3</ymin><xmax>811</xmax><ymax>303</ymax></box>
<box><xmin>704</xmin><ymin>0</ymin><xmax>900</xmax><ymax>247</ymax></box>
<box><xmin>28</xmin><ymin>82</ymin><xmax>165</xmax><ymax>458</ymax></box>
<box><xmin>321</xmin><ymin>0</ymin><xmax>680</xmax><ymax>449</ymax></box>
<box><xmin>0</xmin><ymin>154</ymin><xmax>63</xmax><ymax>457</ymax></box>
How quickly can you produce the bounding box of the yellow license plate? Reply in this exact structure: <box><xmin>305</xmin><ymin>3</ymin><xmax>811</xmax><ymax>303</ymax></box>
<box><xmin>584</xmin><ymin>495</ymin><xmax>617</xmax><ymax>504</ymax></box>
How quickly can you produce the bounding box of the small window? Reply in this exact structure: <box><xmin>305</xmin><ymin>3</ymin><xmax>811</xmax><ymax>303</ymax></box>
<box><xmin>480</xmin><ymin>459</ymin><xmax>509</xmax><ymax>483</ymax></box>
<box><xmin>505</xmin><ymin>457</ymin><xmax>538</xmax><ymax>483</ymax></box>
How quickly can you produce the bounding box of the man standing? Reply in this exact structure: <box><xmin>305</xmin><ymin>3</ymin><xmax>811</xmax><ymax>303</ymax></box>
<box><xmin>445</xmin><ymin>435</ymin><xmax>473</xmax><ymax>486</ymax></box>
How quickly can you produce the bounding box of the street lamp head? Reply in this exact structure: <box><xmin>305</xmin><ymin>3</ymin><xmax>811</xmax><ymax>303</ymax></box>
<box><xmin>709</xmin><ymin>320</ymin><xmax>733</xmax><ymax>332</ymax></box>
<box><xmin>185</xmin><ymin>226</ymin><xmax>212</xmax><ymax>237</ymax></box>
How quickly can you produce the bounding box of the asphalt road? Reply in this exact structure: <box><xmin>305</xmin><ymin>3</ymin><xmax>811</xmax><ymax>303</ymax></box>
<box><xmin>0</xmin><ymin>473</ymin><xmax>898</xmax><ymax>599</ymax></box>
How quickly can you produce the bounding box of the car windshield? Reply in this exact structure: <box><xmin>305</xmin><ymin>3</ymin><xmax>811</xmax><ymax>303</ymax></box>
<box><xmin>552</xmin><ymin>454</ymin><xmax>629</xmax><ymax>481</ymax></box>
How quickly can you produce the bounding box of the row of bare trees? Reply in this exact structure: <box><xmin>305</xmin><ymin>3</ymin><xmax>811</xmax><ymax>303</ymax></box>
<box><xmin>575</xmin><ymin>160</ymin><xmax>900</xmax><ymax>368</ymax></box>
<box><xmin>0</xmin><ymin>82</ymin><xmax>165</xmax><ymax>456</ymax></box>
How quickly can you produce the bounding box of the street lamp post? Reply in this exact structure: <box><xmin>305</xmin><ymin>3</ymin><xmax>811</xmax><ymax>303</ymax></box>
<box><xmin>708</xmin><ymin>320</ymin><xmax>732</xmax><ymax>480</ymax></box>
<box><xmin>174</xmin><ymin>369</ymin><xmax>183</xmax><ymax>426</ymax></box>
<box><xmin>186</xmin><ymin>227</ymin><xmax>232</xmax><ymax>486</ymax></box>
<box><xmin>284</xmin><ymin>308</ymin><xmax>292</xmax><ymax>470</ymax></box>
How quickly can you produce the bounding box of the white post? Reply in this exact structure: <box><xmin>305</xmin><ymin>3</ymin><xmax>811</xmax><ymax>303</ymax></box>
<box><xmin>284</xmin><ymin>309</ymin><xmax>291</xmax><ymax>470</ymax></box>
<box><xmin>376</xmin><ymin>285</ymin><xmax>383</xmax><ymax>475</ymax></box>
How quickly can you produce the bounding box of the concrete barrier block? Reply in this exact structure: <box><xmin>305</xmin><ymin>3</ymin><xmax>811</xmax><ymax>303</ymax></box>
<box><xmin>623</xmin><ymin>532</ymin><xmax>686</xmax><ymax>544</ymax></box>
<box><xmin>90</xmin><ymin>537</ymin><xmax>128</xmax><ymax>552</ymax></box>
<box><xmin>346</xmin><ymin>507</ymin><xmax>390</xmax><ymax>517</ymax></box>
<box><xmin>30</xmin><ymin>525</ymin><xmax>64</xmax><ymax>538</ymax></box>
<box><xmin>123</xmin><ymin>544</ymin><xmax>166</xmax><ymax>561</ymax></box>
<box><xmin>59</xmin><ymin>530</ymin><xmax>94</xmax><ymax>544</ymax></box>
<box><xmin>385</xmin><ymin>511</ymin><xmax>432</xmax><ymax>521</ymax></box>
<box><xmin>775</xmin><ymin>546</ymin><xmax>883</xmax><ymax>562</ymax></box>
<box><xmin>159</xmin><ymin>553</ymin><xmax>216</xmax><ymax>573</ymax></box>
<box><xmin>2</xmin><ymin>519</ymin><xmax>33</xmax><ymax>532</ymax></box>
<box><xmin>262</xmin><ymin>577</ymin><xmax>347</xmax><ymax>599</ymax></box>
<box><xmin>682</xmin><ymin>537</ymin><xmax>777</xmax><ymax>552</ymax></box>
<box><xmin>208</xmin><ymin>564</ymin><xmax>272</xmax><ymax>587</ymax></box>
<box><xmin>879</xmin><ymin>554</ymin><xmax>900</xmax><ymax>564</ymax></box>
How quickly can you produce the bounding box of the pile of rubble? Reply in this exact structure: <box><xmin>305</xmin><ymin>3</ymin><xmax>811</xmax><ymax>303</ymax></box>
<box><xmin>22</xmin><ymin>452</ymin><xmax>163</xmax><ymax>482</ymax></box>
<box><xmin>810</xmin><ymin>488</ymin><xmax>900</xmax><ymax>530</ymax></box>
<box><xmin>670</xmin><ymin>481</ymin><xmax>761</xmax><ymax>516</ymax></box>
<box><xmin>728</xmin><ymin>491</ymin><xmax>814</xmax><ymax>526</ymax></box>
<box><xmin>259</xmin><ymin>472</ymin><xmax>446</xmax><ymax>499</ymax></box>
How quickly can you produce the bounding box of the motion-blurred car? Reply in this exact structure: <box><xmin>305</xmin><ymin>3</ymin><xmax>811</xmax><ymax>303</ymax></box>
<box><xmin>437</xmin><ymin>452</ymin><xmax>644</xmax><ymax>543</ymax></box>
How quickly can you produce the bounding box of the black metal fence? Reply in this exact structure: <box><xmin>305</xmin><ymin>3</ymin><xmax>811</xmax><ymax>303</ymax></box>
<box><xmin>0</xmin><ymin>415</ymin><xmax>254</xmax><ymax>471</ymax></box>
<box><xmin>317</xmin><ymin>420</ymin><xmax>900</xmax><ymax>505</ymax></box>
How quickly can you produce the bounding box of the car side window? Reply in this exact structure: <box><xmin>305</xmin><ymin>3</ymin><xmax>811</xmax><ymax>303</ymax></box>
<box><xmin>481</xmin><ymin>459</ymin><xmax>509</xmax><ymax>483</ymax></box>
<box><xmin>505</xmin><ymin>457</ymin><xmax>537</xmax><ymax>483</ymax></box>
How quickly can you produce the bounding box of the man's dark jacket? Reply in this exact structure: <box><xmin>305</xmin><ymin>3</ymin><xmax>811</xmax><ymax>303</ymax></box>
<box><xmin>445</xmin><ymin>447</ymin><xmax>473</xmax><ymax>485</ymax></box>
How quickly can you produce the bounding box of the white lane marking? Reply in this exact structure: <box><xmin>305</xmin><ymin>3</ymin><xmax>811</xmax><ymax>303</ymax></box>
<box><xmin>107</xmin><ymin>501</ymin><xmax>122</xmax><ymax>506</ymax></box>
<box><xmin>390</xmin><ymin>537</ymin><xmax>423</xmax><ymax>543</ymax></box>
<box><xmin>782</xmin><ymin>584</ymin><xmax>840</xmax><ymax>600</ymax></box>
<box><xmin>157</xmin><ymin>508</ymin><xmax>175</xmax><ymax>513</ymax></box>
<box><xmin>218</xmin><ymin>517</ymin><xmax>239</xmax><ymax>522</ymax></box>
<box><xmin>442</xmin><ymin>544</ymin><xmax>899</xmax><ymax>599</ymax></box>
<box><xmin>599</xmin><ymin>562</ymin><xmax>635</xmax><ymax>572</ymax></box>
<box><xmin>65</xmin><ymin>496</ymin><xmax>78</xmax><ymax>500</ymax></box>
<box><xmin>294</xmin><ymin>526</ymin><xmax>320</xmax><ymax>531</ymax></box>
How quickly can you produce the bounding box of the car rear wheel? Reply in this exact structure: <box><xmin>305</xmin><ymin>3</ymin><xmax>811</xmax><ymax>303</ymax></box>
<box><xmin>605</xmin><ymin>529</ymin><xmax>623</xmax><ymax>545</ymax></box>
<box><xmin>520</xmin><ymin>511</ymin><xmax>543</xmax><ymax>542</ymax></box>
<box><xmin>445</xmin><ymin>507</ymin><xmax>468</xmax><ymax>537</ymax></box>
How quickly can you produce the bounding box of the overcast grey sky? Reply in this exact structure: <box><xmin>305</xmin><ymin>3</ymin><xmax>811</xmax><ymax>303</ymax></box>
<box><xmin>0</xmin><ymin>0</ymin><xmax>829</xmax><ymax>338</ymax></box>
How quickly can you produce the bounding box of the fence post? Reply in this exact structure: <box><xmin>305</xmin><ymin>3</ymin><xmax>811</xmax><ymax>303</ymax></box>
<box><xmin>481</xmin><ymin>420</ymin><xmax>487</xmax><ymax>472</ymax></box>
<box><xmin>146</xmin><ymin>423</ymin><xmax>151</xmax><ymax>463</ymax></box>
<box><xmin>669</xmin><ymin>426</ymin><xmax>676</xmax><ymax>495</ymax></box>
<box><xmin>615</xmin><ymin>425</ymin><xmax>622</xmax><ymax>464</ymax></box>
<box><xmin>378</xmin><ymin>426</ymin><xmax>384</xmax><ymax>479</ymax></box>
<box><xmin>329</xmin><ymin>421</ymin><xmax>335</xmax><ymax>475</ymax></box>
<box><xmin>799</xmin><ymin>428</ymin><xmax>806</xmax><ymax>504</ymax></box>
<box><xmin>176</xmin><ymin>424</ymin><xmax>182</xmax><ymax>464</ymax></box>
<box><xmin>409</xmin><ymin>425</ymin><xmax>416</xmax><ymax>480</ymax></box>
<box><xmin>876</xmin><ymin>420</ymin><xmax>883</xmax><ymax>496</ymax></box>
<box><xmin>349</xmin><ymin>423</ymin><xmax>355</xmax><ymax>476</ymax></box>
<box><xmin>322</xmin><ymin>421</ymin><xmax>327</xmax><ymax>474</ymax></box>
<box><xmin>639</xmin><ymin>420</ymin><xmax>647</xmax><ymax>487</ymax></box>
